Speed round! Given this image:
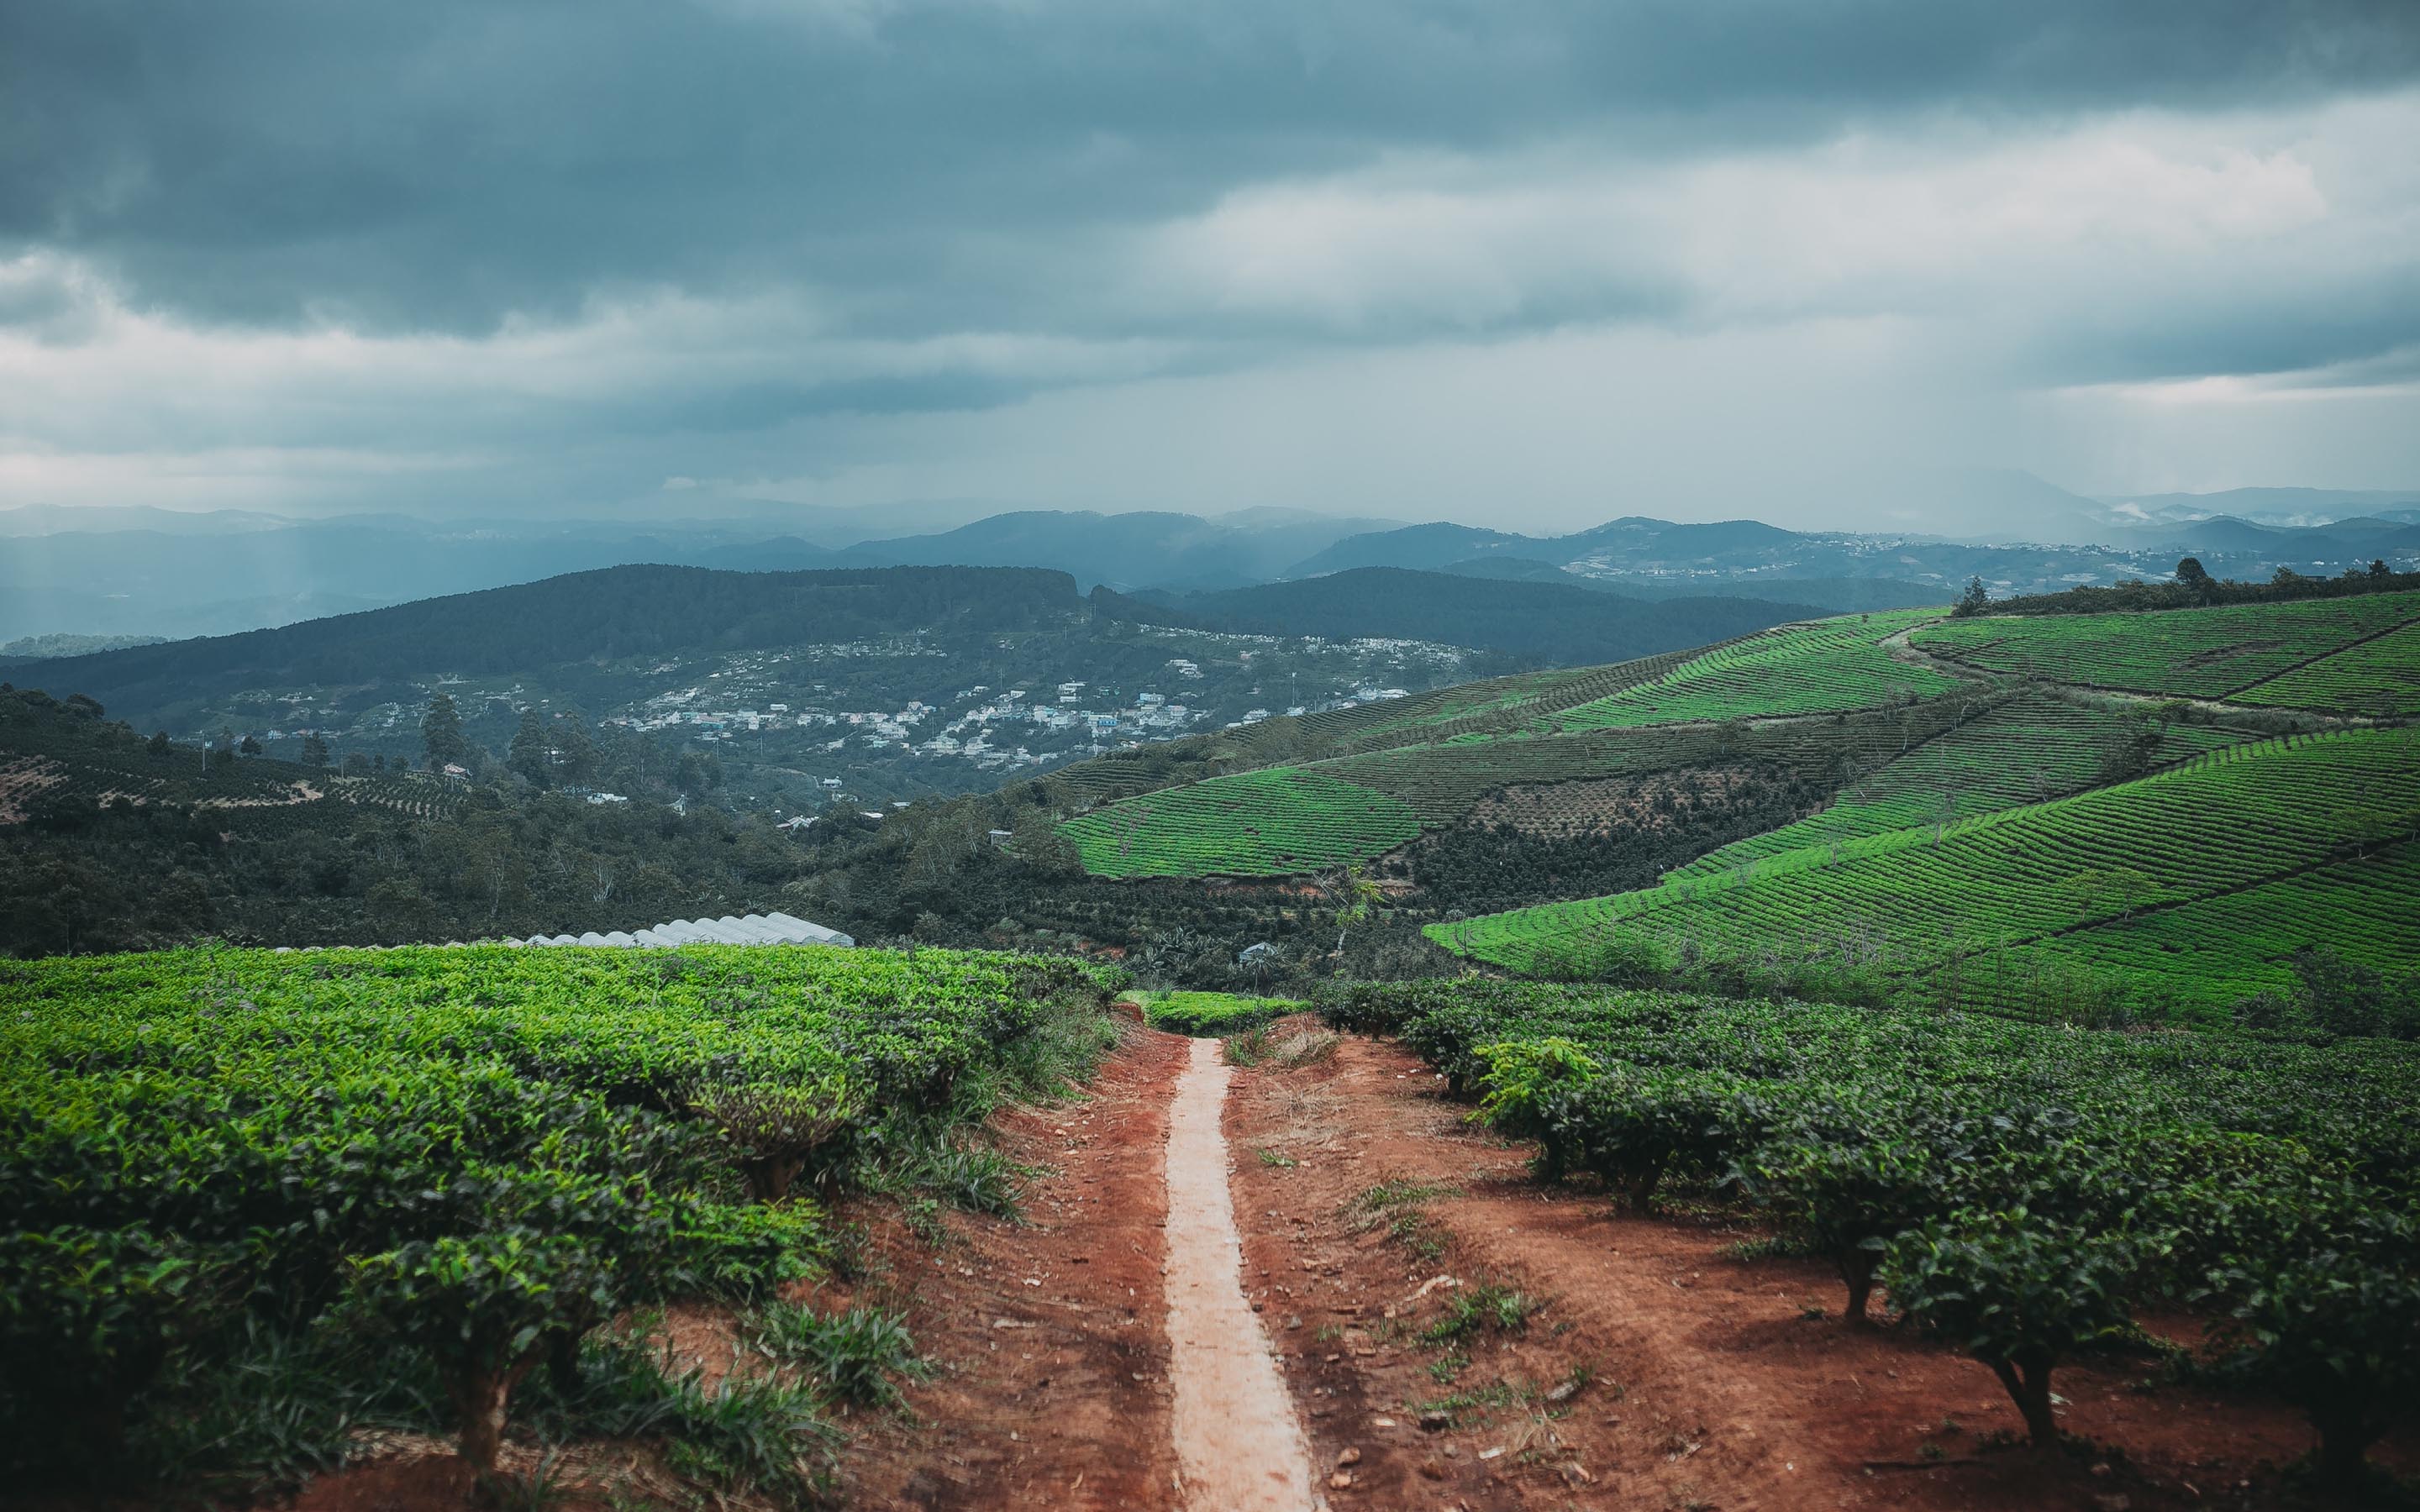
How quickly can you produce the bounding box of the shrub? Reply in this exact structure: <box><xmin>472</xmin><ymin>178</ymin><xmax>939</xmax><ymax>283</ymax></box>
<box><xmin>2203</xmin><ymin>1200</ymin><xmax>2420</xmax><ymax>1493</ymax></box>
<box><xmin>1881</xmin><ymin>1212</ymin><xmax>2144</xmax><ymax>1448</ymax></box>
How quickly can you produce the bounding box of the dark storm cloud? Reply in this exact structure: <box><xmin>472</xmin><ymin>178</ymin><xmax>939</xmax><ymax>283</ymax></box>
<box><xmin>5</xmin><ymin>0</ymin><xmax>2415</xmax><ymax>335</ymax></box>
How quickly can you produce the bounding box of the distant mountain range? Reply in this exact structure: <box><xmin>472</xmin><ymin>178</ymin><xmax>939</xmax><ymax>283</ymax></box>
<box><xmin>1094</xmin><ymin>568</ymin><xmax>1818</xmax><ymax>668</ymax></box>
<box><xmin>3</xmin><ymin>480</ymin><xmax>2416</xmax><ymax>643</ymax></box>
<box><xmin>12</xmin><ymin>563</ymin><xmax>1822</xmax><ymax>739</ymax></box>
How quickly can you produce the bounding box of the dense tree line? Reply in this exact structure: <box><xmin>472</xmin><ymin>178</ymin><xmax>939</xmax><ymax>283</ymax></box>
<box><xmin>1979</xmin><ymin>557</ymin><xmax>2419</xmax><ymax>617</ymax></box>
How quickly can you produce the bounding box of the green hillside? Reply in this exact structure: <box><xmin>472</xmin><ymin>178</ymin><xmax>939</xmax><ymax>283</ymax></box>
<box><xmin>1909</xmin><ymin>591</ymin><xmax>2420</xmax><ymax>700</ymax></box>
<box><xmin>1549</xmin><ymin>608</ymin><xmax>1958</xmax><ymax>728</ymax></box>
<box><xmin>1061</xmin><ymin>766</ymin><xmax>1421</xmax><ymax>879</ymax></box>
<box><xmin>1669</xmin><ymin>691</ymin><xmax>2254</xmax><ymax>879</ymax></box>
<box><xmin>1431</xmin><ymin>729</ymin><xmax>2420</xmax><ymax>1017</ymax></box>
<box><xmin>2231</xmin><ymin>618</ymin><xmax>2420</xmax><ymax>717</ymax></box>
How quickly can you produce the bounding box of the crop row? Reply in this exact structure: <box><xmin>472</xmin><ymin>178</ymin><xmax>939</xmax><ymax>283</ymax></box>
<box><xmin>0</xmin><ymin>944</ymin><xmax>1118</xmax><ymax>1486</ymax></box>
<box><xmin>1943</xmin><ymin>844</ymin><xmax>2420</xmax><ymax>1018</ymax></box>
<box><xmin>1310</xmin><ymin>645</ymin><xmax>1712</xmax><ymax>751</ymax></box>
<box><xmin>2230</xmin><ymin>619</ymin><xmax>2420</xmax><ymax>717</ymax></box>
<box><xmin>1434</xmin><ymin>729</ymin><xmax>2420</xmax><ymax>1010</ymax></box>
<box><xmin>1909</xmin><ymin>591</ymin><xmax>2420</xmax><ymax>700</ymax></box>
<box><xmin>1311</xmin><ymin>978</ymin><xmax>2420</xmax><ymax>1483</ymax></box>
<box><xmin>1673</xmin><ymin>693</ymin><xmax>2254</xmax><ymax>879</ymax></box>
<box><xmin>1549</xmin><ymin>610</ymin><xmax>1961</xmax><ymax>731</ymax></box>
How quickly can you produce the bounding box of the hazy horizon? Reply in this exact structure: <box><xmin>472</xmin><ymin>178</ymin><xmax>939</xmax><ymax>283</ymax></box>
<box><xmin>5</xmin><ymin>3</ymin><xmax>2419</xmax><ymax>534</ymax></box>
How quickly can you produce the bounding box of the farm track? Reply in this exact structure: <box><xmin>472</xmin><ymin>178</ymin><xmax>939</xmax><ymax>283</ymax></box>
<box><xmin>828</xmin><ymin>1017</ymin><xmax>2420</xmax><ymax>1510</ymax></box>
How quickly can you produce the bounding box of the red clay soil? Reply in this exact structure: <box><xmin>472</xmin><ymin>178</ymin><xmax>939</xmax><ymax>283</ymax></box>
<box><xmin>832</xmin><ymin>1015</ymin><xmax>1188</xmax><ymax>1509</ymax></box>
<box><xmin>1224</xmin><ymin>1022</ymin><xmax>2416</xmax><ymax>1512</ymax></box>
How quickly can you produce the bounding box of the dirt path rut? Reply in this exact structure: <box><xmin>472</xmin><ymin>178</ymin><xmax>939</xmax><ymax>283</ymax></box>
<box><xmin>1165</xmin><ymin>1036</ymin><xmax>1317</xmax><ymax>1512</ymax></box>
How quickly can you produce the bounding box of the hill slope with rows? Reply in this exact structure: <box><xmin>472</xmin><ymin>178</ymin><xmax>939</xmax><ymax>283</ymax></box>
<box><xmin>1907</xmin><ymin>591</ymin><xmax>2420</xmax><ymax>701</ymax></box>
<box><xmin>1432</xmin><ymin>728</ymin><xmax>2420</xmax><ymax>1018</ymax></box>
<box><xmin>1548</xmin><ymin>608</ymin><xmax>1960</xmax><ymax>729</ymax></box>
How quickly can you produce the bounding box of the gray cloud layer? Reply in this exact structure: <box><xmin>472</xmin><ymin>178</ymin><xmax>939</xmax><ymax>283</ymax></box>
<box><xmin>4</xmin><ymin>1</ymin><xmax>2418</xmax><ymax>526</ymax></box>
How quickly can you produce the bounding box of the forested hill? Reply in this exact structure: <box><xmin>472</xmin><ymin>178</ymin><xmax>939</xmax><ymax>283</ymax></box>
<box><xmin>1093</xmin><ymin>567</ymin><xmax>1823</xmax><ymax>666</ymax></box>
<box><xmin>24</xmin><ymin>564</ymin><xmax>1083</xmax><ymax>717</ymax></box>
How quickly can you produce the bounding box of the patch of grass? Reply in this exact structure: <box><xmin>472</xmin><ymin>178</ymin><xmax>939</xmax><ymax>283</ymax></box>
<box><xmin>1224</xmin><ymin>1026</ymin><xmax>1274</xmax><ymax>1067</ymax></box>
<box><xmin>1427</xmin><ymin>1352</ymin><xmax>1472</xmax><ymax>1384</ymax></box>
<box><xmin>1256</xmin><ymin>1148</ymin><xmax>1299</xmax><ymax>1168</ymax></box>
<box><xmin>1415</xmin><ymin>1378</ymin><xmax>1527</xmax><ymax>1420</ymax></box>
<box><xmin>1386</xmin><ymin>1210</ymin><xmax>1449</xmax><ymax>1263</ymax></box>
<box><xmin>1345</xmin><ymin>1175</ymin><xmax>1460</xmax><ymax>1221</ymax></box>
<box><xmin>1140</xmin><ymin>990</ymin><xmax>1302</xmax><ymax>1037</ymax></box>
<box><xmin>518</xmin><ymin>1327</ymin><xmax>837</xmax><ymax>1509</ymax></box>
<box><xmin>753</xmin><ymin>1303</ymin><xmax>931</xmax><ymax>1410</ymax></box>
<box><xmin>913</xmin><ymin>1138</ymin><xmax>1031</xmax><ymax>1220</ymax></box>
<box><xmin>1420</xmin><ymin>1281</ymin><xmax>1538</xmax><ymax>1344</ymax></box>
<box><xmin>1008</xmin><ymin>992</ymin><xmax>1127</xmax><ymax>1095</ymax></box>
<box><xmin>134</xmin><ymin>1315</ymin><xmax>438</xmax><ymax>1499</ymax></box>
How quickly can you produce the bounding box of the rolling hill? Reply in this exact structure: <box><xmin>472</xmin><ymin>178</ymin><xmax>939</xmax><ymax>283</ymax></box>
<box><xmin>1039</xmin><ymin>585</ymin><xmax>2420</xmax><ymax>1021</ymax></box>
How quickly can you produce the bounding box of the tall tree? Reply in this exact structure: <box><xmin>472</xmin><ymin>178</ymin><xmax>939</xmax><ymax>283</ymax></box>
<box><xmin>1953</xmin><ymin>575</ymin><xmax>1990</xmax><ymax>617</ymax></box>
<box><xmin>301</xmin><ymin>732</ymin><xmax>330</xmax><ymax>767</ymax></box>
<box><xmin>508</xmin><ymin>710</ymin><xmax>551</xmax><ymax>787</ymax></box>
<box><xmin>422</xmin><ymin>694</ymin><xmax>469</xmax><ymax>770</ymax></box>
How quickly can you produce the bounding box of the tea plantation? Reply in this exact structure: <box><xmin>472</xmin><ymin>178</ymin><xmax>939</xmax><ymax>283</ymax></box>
<box><xmin>0</xmin><ymin>944</ymin><xmax>1123</xmax><ymax>1497</ymax></box>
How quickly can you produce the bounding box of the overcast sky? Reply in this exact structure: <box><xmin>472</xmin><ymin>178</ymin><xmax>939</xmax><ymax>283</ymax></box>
<box><xmin>4</xmin><ymin>1</ymin><xmax>2418</xmax><ymax>533</ymax></box>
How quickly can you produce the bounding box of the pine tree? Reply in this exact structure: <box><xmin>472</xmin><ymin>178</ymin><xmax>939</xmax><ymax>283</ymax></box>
<box><xmin>509</xmin><ymin>710</ymin><xmax>551</xmax><ymax>787</ymax></box>
<box><xmin>421</xmin><ymin>694</ymin><xmax>468</xmax><ymax>769</ymax></box>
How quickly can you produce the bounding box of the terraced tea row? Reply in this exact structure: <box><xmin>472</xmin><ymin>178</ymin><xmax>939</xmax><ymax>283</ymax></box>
<box><xmin>2231</xmin><ymin>619</ymin><xmax>2420</xmax><ymax>717</ymax></box>
<box><xmin>1549</xmin><ymin>609</ymin><xmax>1959</xmax><ymax>730</ymax></box>
<box><xmin>1945</xmin><ymin>845</ymin><xmax>2420</xmax><ymax>1018</ymax></box>
<box><xmin>1433</xmin><ymin>729</ymin><xmax>2420</xmax><ymax>1015</ymax></box>
<box><xmin>1673</xmin><ymin>693</ymin><xmax>2255</xmax><ymax>879</ymax></box>
<box><xmin>1910</xmin><ymin>591</ymin><xmax>2420</xmax><ymax>701</ymax></box>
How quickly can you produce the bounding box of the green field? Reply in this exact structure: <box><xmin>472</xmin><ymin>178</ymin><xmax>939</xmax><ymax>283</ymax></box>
<box><xmin>1549</xmin><ymin>609</ymin><xmax>1959</xmax><ymax>730</ymax></box>
<box><xmin>1433</xmin><ymin>728</ymin><xmax>2420</xmax><ymax>1015</ymax></box>
<box><xmin>1909</xmin><ymin>591</ymin><xmax>2420</xmax><ymax>700</ymax></box>
<box><xmin>1135</xmin><ymin>989</ymin><xmax>1303</xmax><ymax>1035</ymax></box>
<box><xmin>2231</xmin><ymin>618</ymin><xmax>2420</xmax><ymax>717</ymax></box>
<box><xmin>1671</xmin><ymin>693</ymin><xmax>2255</xmax><ymax>879</ymax></box>
<box><xmin>0</xmin><ymin>945</ymin><xmax>1118</xmax><ymax>1494</ymax></box>
<box><xmin>1060</xmin><ymin>765</ymin><xmax>1421</xmax><ymax>877</ymax></box>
